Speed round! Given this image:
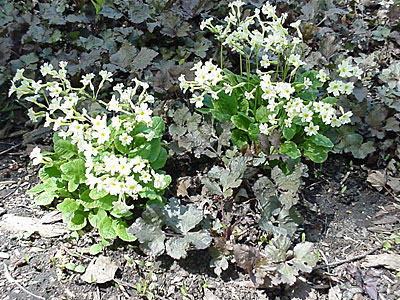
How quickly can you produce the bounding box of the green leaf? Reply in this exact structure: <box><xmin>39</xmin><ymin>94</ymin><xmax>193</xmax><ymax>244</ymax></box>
<box><xmin>68</xmin><ymin>180</ymin><xmax>79</xmax><ymax>192</ymax></box>
<box><xmin>283</xmin><ymin>127</ymin><xmax>296</xmax><ymax>140</ymax></box>
<box><xmin>57</xmin><ymin>198</ymin><xmax>80</xmax><ymax>213</ymax></box>
<box><xmin>151</xmin><ymin>147</ymin><xmax>167</xmax><ymax>170</ymax></box>
<box><xmin>279</xmin><ymin>141</ymin><xmax>301</xmax><ymax>159</ymax></box>
<box><xmin>88</xmin><ymin>209</ymin><xmax>107</xmax><ymax>228</ymax></box>
<box><xmin>231</xmin><ymin>129</ymin><xmax>248</xmax><ymax>150</ymax></box>
<box><xmin>116</xmin><ymin>222</ymin><xmax>137</xmax><ymax>242</ymax></box>
<box><xmin>231</xmin><ymin>113</ymin><xmax>252</xmax><ymax>131</ymax></box>
<box><xmin>151</xmin><ymin>117</ymin><xmax>165</xmax><ymax>139</ymax></box>
<box><xmin>74</xmin><ymin>265</ymin><xmax>86</xmax><ymax>273</ymax></box>
<box><xmin>110</xmin><ymin>41</ymin><xmax>136</xmax><ymax>69</ymax></box>
<box><xmin>39</xmin><ymin>166</ymin><xmax>61</xmax><ymax>182</ymax></box>
<box><xmin>89</xmin><ymin>244</ymin><xmax>103</xmax><ymax>255</ymax></box>
<box><xmin>53</xmin><ymin>136</ymin><xmax>78</xmax><ymax>159</ymax></box>
<box><xmin>212</xmin><ymin>92</ymin><xmax>237</xmax><ymax>120</ymax></box>
<box><xmin>133</xmin><ymin>47</ymin><xmax>158</xmax><ymax>71</ymax></box>
<box><xmin>99</xmin><ymin>215</ymin><xmax>116</xmax><ymax>240</ymax></box>
<box><xmin>67</xmin><ymin>211</ymin><xmax>87</xmax><ymax>231</ymax></box>
<box><xmin>255</xmin><ymin>106</ymin><xmax>270</xmax><ymax>123</ymax></box>
<box><xmin>27</xmin><ymin>178</ymin><xmax>58</xmax><ymax>194</ymax></box>
<box><xmin>34</xmin><ymin>191</ymin><xmax>57</xmax><ymax>206</ymax></box>
<box><xmin>148</xmin><ymin>139</ymin><xmax>161</xmax><ymax>163</ymax></box>
<box><xmin>60</xmin><ymin>159</ymin><xmax>86</xmax><ymax>184</ymax></box>
<box><xmin>309</xmin><ymin>134</ymin><xmax>334</xmax><ymax>148</ymax></box>
<box><xmin>89</xmin><ymin>188</ymin><xmax>109</xmax><ymax>200</ymax></box>
<box><xmin>322</xmin><ymin>97</ymin><xmax>337</xmax><ymax>104</ymax></box>
<box><xmin>163</xmin><ymin>198</ymin><xmax>203</xmax><ymax>234</ymax></box>
<box><xmin>302</xmin><ymin>141</ymin><xmax>328</xmax><ymax>163</ymax></box>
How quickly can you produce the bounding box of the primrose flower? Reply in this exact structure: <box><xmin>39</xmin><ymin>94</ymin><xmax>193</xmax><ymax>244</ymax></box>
<box><xmin>99</xmin><ymin>70</ymin><xmax>113</xmax><ymax>82</ymax></box>
<box><xmin>327</xmin><ymin>80</ymin><xmax>344</xmax><ymax>97</ymax></box>
<box><xmin>316</xmin><ymin>69</ymin><xmax>329</xmax><ymax>83</ymax></box>
<box><xmin>288</xmin><ymin>54</ymin><xmax>305</xmax><ymax>68</ymax></box>
<box><xmin>153</xmin><ymin>173</ymin><xmax>167</xmax><ymax>189</ymax></box>
<box><xmin>337</xmin><ymin>60</ymin><xmax>354</xmax><ymax>78</ymax></box>
<box><xmin>40</xmin><ymin>63</ymin><xmax>54</xmax><ymax>76</ymax></box>
<box><xmin>339</xmin><ymin>111</ymin><xmax>353</xmax><ymax>124</ymax></box>
<box><xmin>190</xmin><ymin>94</ymin><xmax>204</xmax><ymax>108</ymax></box>
<box><xmin>342</xmin><ymin>82</ymin><xmax>354</xmax><ymax>95</ymax></box>
<box><xmin>30</xmin><ymin>147</ymin><xmax>43</xmax><ymax>165</ymax></box>
<box><xmin>119</xmin><ymin>132</ymin><xmax>133</xmax><ymax>146</ymax></box>
<box><xmin>276</xmin><ymin>82</ymin><xmax>295</xmax><ymax>100</ymax></box>
<box><xmin>304</xmin><ymin>122</ymin><xmax>319</xmax><ymax>136</ymax></box>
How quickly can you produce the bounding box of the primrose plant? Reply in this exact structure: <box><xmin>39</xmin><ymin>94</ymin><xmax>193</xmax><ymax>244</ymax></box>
<box><xmin>179</xmin><ymin>1</ymin><xmax>362</xmax><ymax>164</ymax></box>
<box><xmin>10</xmin><ymin>62</ymin><xmax>171</xmax><ymax>244</ymax></box>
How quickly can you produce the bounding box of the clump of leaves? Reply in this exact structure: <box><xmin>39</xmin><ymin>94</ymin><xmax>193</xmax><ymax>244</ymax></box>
<box><xmin>167</xmin><ymin>105</ymin><xmax>233</xmax><ymax>158</ymax></box>
<box><xmin>234</xmin><ymin>235</ymin><xmax>318</xmax><ymax>287</ymax></box>
<box><xmin>253</xmin><ymin>163</ymin><xmax>306</xmax><ymax>237</ymax></box>
<box><xmin>127</xmin><ymin>198</ymin><xmax>212</xmax><ymax>259</ymax></box>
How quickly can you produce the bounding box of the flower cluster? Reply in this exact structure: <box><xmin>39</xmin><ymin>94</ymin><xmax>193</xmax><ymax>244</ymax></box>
<box><xmin>180</xmin><ymin>1</ymin><xmax>360</xmax><ymax>143</ymax></box>
<box><xmin>11</xmin><ymin>62</ymin><xmax>170</xmax><ymax>210</ymax></box>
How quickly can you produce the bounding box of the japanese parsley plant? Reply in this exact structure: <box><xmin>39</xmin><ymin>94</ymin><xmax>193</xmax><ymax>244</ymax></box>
<box><xmin>179</xmin><ymin>1</ymin><xmax>361</xmax><ymax>164</ymax></box>
<box><xmin>10</xmin><ymin>62</ymin><xmax>171</xmax><ymax>243</ymax></box>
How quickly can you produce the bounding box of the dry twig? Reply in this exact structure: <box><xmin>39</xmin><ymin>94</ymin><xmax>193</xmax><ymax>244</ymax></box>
<box><xmin>3</xmin><ymin>263</ymin><xmax>45</xmax><ymax>300</ymax></box>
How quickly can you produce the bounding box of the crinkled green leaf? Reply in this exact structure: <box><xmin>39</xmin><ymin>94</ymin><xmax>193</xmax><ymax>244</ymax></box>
<box><xmin>110</xmin><ymin>42</ymin><xmax>136</xmax><ymax>69</ymax></box>
<box><xmin>165</xmin><ymin>236</ymin><xmax>188</xmax><ymax>259</ymax></box>
<box><xmin>57</xmin><ymin>198</ymin><xmax>80</xmax><ymax>213</ymax></box>
<box><xmin>163</xmin><ymin>198</ymin><xmax>203</xmax><ymax>234</ymax></box>
<box><xmin>133</xmin><ymin>47</ymin><xmax>158</xmax><ymax>71</ymax></box>
<box><xmin>279</xmin><ymin>141</ymin><xmax>301</xmax><ymax>159</ymax></box>
<box><xmin>127</xmin><ymin>205</ymin><xmax>166</xmax><ymax>257</ymax></box>
<box><xmin>292</xmin><ymin>242</ymin><xmax>318</xmax><ymax>273</ymax></box>
<box><xmin>34</xmin><ymin>191</ymin><xmax>57</xmax><ymax>206</ymax></box>
<box><xmin>98</xmin><ymin>215</ymin><xmax>116</xmax><ymax>240</ymax></box>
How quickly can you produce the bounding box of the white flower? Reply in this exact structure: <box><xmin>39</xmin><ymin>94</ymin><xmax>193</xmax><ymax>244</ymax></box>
<box><xmin>299</xmin><ymin>108</ymin><xmax>314</xmax><ymax>123</ymax></box>
<box><xmin>337</xmin><ymin>60</ymin><xmax>354</xmax><ymax>78</ymax></box>
<box><xmin>91</xmin><ymin>115</ymin><xmax>107</xmax><ymax>132</ymax></box>
<box><xmin>125</xmin><ymin>177</ymin><xmax>143</xmax><ymax>195</ymax></box>
<box><xmin>316</xmin><ymin>69</ymin><xmax>329</xmax><ymax>83</ymax></box>
<box><xmin>153</xmin><ymin>173</ymin><xmax>166</xmax><ymax>189</ymax></box>
<box><xmin>288</xmin><ymin>54</ymin><xmax>304</xmax><ymax>68</ymax></box>
<box><xmin>259</xmin><ymin>123</ymin><xmax>271</xmax><ymax>135</ymax></box>
<box><xmin>303</xmin><ymin>77</ymin><xmax>312</xmax><ymax>89</ymax></box>
<box><xmin>118</xmin><ymin>157</ymin><xmax>134</xmax><ymax>176</ymax></box>
<box><xmin>13</xmin><ymin>69</ymin><xmax>25</xmax><ymax>82</ymax></box>
<box><xmin>119</xmin><ymin>132</ymin><xmax>133</xmax><ymax>146</ymax></box>
<box><xmin>139</xmin><ymin>172</ymin><xmax>152</xmax><ymax>183</ymax></box>
<box><xmin>339</xmin><ymin>111</ymin><xmax>353</xmax><ymax>124</ymax></box>
<box><xmin>99</xmin><ymin>70</ymin><xmax>113</xmax><ymax>82</ymax></box>
<box><xmin>40</xmin><ymin>63</ymin><xmax>53</xmax><ymax>76</ymax></box>
<box><xmin>261</xmin><ymin>2</ymin><xmax>276</xmax><ymax>17</ymax></box>
<box><xmin>107</xmin><ymin>95</ymin><xmax>120</xmax><ymax>112</ymax></box>
<box><xmin>59</xmin><ymin>61</ymin><xmax>68</xmax><ymax>69</ymax></box>
<box><xmin>276</xmin><ymin>82</ymin><xmax>294</xmax><ymax>100</ymax></box>
<box><xmin>48</xmin><ymin>83</ymin><xmax>63</xmax><ymax>98</ymax></box>
<box><xmin>131</xmin><ymin>157</ymin><xmax>146</xmax><ymax>173</ymax></box>
<box><xmin>104</xmin><ymin>155</ymin><xmax>120</xmax><ymax>176</ymax></box>
<box><xmin>304</xmin><ymin>122</ymin><xmax>319</xmax><ymax>136</ymax></box>
<box><xmin>81</xmin><ymin>73</ymin><xmax>95</xmax><ymax>86</ymax></box>
<box><xmin>135</xmin><ymin>103</ymin><xmax>152</xmax><ymax>125</ymax></box>
<box><xmin>342</xmin><ymin>82</ymin><xmax>354</xmax><ymax>95</ymax></box>
<box><xmin>327</xmin><ymin>80</ymin><xmax>344</xmax><ymax>97</ymax></box>
<box><xmin>330</xmin><ymin>116</ymin><xmax>341</xmax><ymax>127</ymax></box>
<box><xmin>244</xmin><ymin>91</ymin><xmax>254</xmax><ymax>100</ymax></box>
<box><xmin>92</xmin><ymin>127</ymin><xmax>111</xmax><ymax>144</ymax></box>
<box><xmin>30</xmin><ymin>147</ymin><xmax>42</xmax><ymax>165</ymax></box>
<box><xmin>27</xmin><ymin>108</ymin><xmax>38</xmax><ymax>122</ymax></box>
<box><xmin>111</xmin><ymin>116</ymin><xmax>122</xmax><ymax>131</ymax></box>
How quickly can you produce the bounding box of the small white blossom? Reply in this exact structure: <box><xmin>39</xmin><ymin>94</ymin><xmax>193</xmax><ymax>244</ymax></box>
<box><xmin>30</xmin><ymin>147</ymin><xmax>42</xmax><ymax>165</ymax></box>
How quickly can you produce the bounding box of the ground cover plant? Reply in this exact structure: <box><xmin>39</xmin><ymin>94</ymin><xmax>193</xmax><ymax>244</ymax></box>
<box><xmin>1</xmin><ymin>0</ymin><xmax>400</xmax><ymax>299</ymax></box>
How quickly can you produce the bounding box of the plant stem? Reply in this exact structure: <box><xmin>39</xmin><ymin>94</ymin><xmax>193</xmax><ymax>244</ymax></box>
<box><xmin>220</xmin><ymin>43</ymin><xmax>223</xmax><ymax>69</ymax></box>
